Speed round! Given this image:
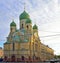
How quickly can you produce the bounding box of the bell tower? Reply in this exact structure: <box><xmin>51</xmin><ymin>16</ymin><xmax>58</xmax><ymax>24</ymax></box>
<box><xmin>19</xmin><ymin>10</ymin><xmax>30</xmax><ymax>30</ymax></box>
<box><xmin>25</xmin><ymin>18</ymin><xmax>32</xmax><ymax>33</ymax></box>
<box><xmin>10</xmin><ymin>20</ymin><xmax>16</xmax><ymax>33</ymax></box>
<box><xmin>33</xmin><ymin>24</ymin><xmax>38</xmax><ymax>36</ymax></box>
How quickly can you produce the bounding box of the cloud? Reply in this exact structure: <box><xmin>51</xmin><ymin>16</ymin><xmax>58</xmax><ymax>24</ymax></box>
<box><xmin>0</xmin><ymin>0</ymin><xmax>60</xmax><ymax>55</ymax></box>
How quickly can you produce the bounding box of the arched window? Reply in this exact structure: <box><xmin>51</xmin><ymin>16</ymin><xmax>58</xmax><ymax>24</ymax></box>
<box><xmin>11</xmin><ymin>54</ymin><xmax>15</xmax><ymax>62</ymax></box>
<box><xmin>4</xmin><ymin>56</ymin><xmax>7</xmax><ymax>61</ymax></box>
<box><xmin>21</xmin><ymin>56</ymin><xmax>24</xmax><ymax>60</ymax></box>
<box><xmin>22</xmin><ymin>24</ymin><xmax>23</xmax><ymax>28</ymax></box>
<box><xmin>11</xmin><ymin>28</ymin><xmax>13</xmax><ymax>32</ymax></box>
<box><xmin>27</xmin><ymin>25</ymin><xmax>28</xmax><ymax>29</ymax></box>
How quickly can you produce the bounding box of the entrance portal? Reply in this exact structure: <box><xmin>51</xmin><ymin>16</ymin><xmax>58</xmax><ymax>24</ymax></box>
<box><xmin>11</xmin><ymin>54</ymin><xmax>16</xmax><ymax>62</ymax></box>
<box><xmin>21</xmin><ymin>56</ymin><xmax>24</xmax><ymax>61</ymax></box>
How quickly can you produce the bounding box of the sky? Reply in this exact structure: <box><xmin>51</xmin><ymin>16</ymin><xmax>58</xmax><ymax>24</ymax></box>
<box><xmin>0</xmin><ymin>0</ymin><xmax>60</xmax><ymax>55</ymax></box>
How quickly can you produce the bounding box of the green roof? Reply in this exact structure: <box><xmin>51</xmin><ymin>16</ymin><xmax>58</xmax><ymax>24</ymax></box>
<box><xmin>19</xmin><ymin>11</ymin><xmax>29</xmax><ymax>20</ymax></box>
<box><xmin>4</xmin><ymin>42</ymin><xmax>10</xmax><ymax>44</ymax></box>
<box><xmin>10</xmin><ymin>21</ymin><xmax>16</xmax><ymax>26</ymax></box>
<box><xmin>24</xmin><ymin>39</ymin><xmax>28</xmax><ymax>42</ymax></box>
<box><xmin>13</xmin><ymin>35</ymin><xmax>20</xmax><ymax>42</ymax></box>
<box><xmin>33</xmin><ymin>24</ymin><xmax>38</xmax><ymax>29</ymax></box>
<box><xmin>26</xmin><ymin>18</ymin><xmax>31</xmax><ymax>23</ymax></box>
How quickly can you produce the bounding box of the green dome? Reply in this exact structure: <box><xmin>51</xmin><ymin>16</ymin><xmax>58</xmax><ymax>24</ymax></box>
<box><xmin>10</xmin><ymin>21</ymin><xmax>16</xmax><ymax>26</ymax></box>
<box><xmin>26</xmin><ymin>18</ymin><xmax>31</xmax><ymax>23</ymax></box>
<box><xmin>33</xmin><ymin>24</ymin><xmax>38</xmax><ymax>29</ymax></box>
<box><xmin>19</xmin><ymin>11</ymin><xmax>29</xmax><ymax>20</ymax></box>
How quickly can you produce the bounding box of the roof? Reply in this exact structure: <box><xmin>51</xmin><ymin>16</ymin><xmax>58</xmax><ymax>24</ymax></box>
<box><xmin>26</xmin><ymin>18</ymin><xmax>31</xmax><ymax>23</ymax></box>
<box><xmin>19</xmin><ymin>11</ymin><xmax>29</xmax><ymax>20</ymax></box>
<box><xmin>10</xmin><ymin>21</ymin><xmax>16</xmax><ymax>26</ymax></box>
<box><xmin>33</xmin><ymin>24</ymin><xmax>38</xmax><ymax>29</ymax></box>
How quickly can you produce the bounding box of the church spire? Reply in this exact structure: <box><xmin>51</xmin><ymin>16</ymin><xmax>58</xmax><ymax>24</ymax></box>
<box><xmin>24</xmin><ymin>2</ymin><xmax>26</xmax><ymax>11</ymax></box>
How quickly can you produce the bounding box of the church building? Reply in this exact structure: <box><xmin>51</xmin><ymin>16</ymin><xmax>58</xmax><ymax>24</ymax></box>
<box><xmin>4</xmin><ymin>9</ymin><xmax>54</xmax><ymax>62</ymax></box>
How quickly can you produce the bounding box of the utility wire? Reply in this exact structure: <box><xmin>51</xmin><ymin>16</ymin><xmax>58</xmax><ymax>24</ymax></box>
<box><xmin>0</xmin><ymin>33</ymin><xmax>60</xmax><ymax>41</ymax></box>
<box><xmin>40</xmin><ymin>36</ymin><xmax>60</xmax><ymax>41</ymax></box>
<box><xmin>37</xmin><ymin>22</ymin><xmax>60</xmax><ymax>33</ymax></box>
<box><xmin>38</xmin><ymin>29</ymin><xmax>60</xmax><ymax>33</ymax></box>
<box><xmin>40</xmin><ymin>34</ymin><xmax>60</xmax><ymax>38</ymax></box>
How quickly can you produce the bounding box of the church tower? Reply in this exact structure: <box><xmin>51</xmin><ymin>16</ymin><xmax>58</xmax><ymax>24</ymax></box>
<box><xmin>10</xmin><ymin>20</ymin><xmax>16</xmax><ymax>33</ymax></box>
<box><xmin>33</xmin><ymin>24</ymin><xmax>38</xmax><ymax>37</ymax></box>
<box><xmin>19</xmin><ymin>10</ymin><xmax>30</xmax><ymax>30</ymax></box>
<box><xmin>19</xmin><ymin>3</ymin><xmax>32</xmax><ymax>33</ymax></box>
<box><xmin>25</xmin><ymin>18</ymin><xmax>32</xmax><ymax>33</ymax></box>
<box><xmin>19</xmin><ymin>7</ymin><xmax>32</xmax><ymax>34</ymax></box>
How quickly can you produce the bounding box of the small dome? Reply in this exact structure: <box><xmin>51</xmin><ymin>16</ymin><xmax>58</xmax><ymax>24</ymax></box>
<box><xmin>33</xmin><ymin>24</ymin><xmax>38</xmax><ymax>29</ymax></box>
<box><xmin>10</xmin><ymin>21</ymin><xmax>16</xmax><ymax>26</ymax></box>
<box><xmin>19</xmin><ymin>11</ymin><xmax>29</xmax><ymax>20</ymax></box>
<box><xmin>26</xmin><ymin>18</ymin><xmax>31</xmax><ymax>23</ymax></box>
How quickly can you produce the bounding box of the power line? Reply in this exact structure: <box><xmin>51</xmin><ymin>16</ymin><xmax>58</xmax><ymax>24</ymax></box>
<box><xmin>0</xmin><ymin>27</ymin><xmax>60</xmax><ymax>41</ymax></box>
<box><xmin>37</xmin><ymin>23</ymin><xmax>60</xmax><ymax>38</ymax></box>
<box><xmin>39</xmin><ymin>29</ymin><xmax>60</xmax><ymax>33</ymax></box>
<box><xmin>40</xmin><ymin>36</ymin><xmax>60</xmax><ymax>41</ymax></box>
<box><xmin>40</xmin><ymin>34</ymin><xmax>60</xmax><ymax>38</ymax></box>
<box><xmin>0</xmin><ymin>34</ymin><xmax>60</xmax><ymax>41</ymax></box>
<box><xmin>37</xmin><ymin>22</ymin><xmax>60</xmax><ymax>33</ymax></box>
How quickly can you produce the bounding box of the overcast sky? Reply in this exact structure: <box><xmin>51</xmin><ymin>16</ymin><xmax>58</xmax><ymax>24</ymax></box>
<box><xmin>0</xmin><ymin>0</ymin><xmax>60</xmax><ymax>55</ymax></box>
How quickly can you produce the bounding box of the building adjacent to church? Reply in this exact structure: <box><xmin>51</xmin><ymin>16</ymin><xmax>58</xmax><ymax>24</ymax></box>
<box><xmin>0</xmin><ymin>47</ymin><xmax>3</xmax><ymax>58</ymax></box>
<box><xmin>4</xmin><ymin>9</ymin><xmax>54</xmax><ymax>62</ymax></box>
